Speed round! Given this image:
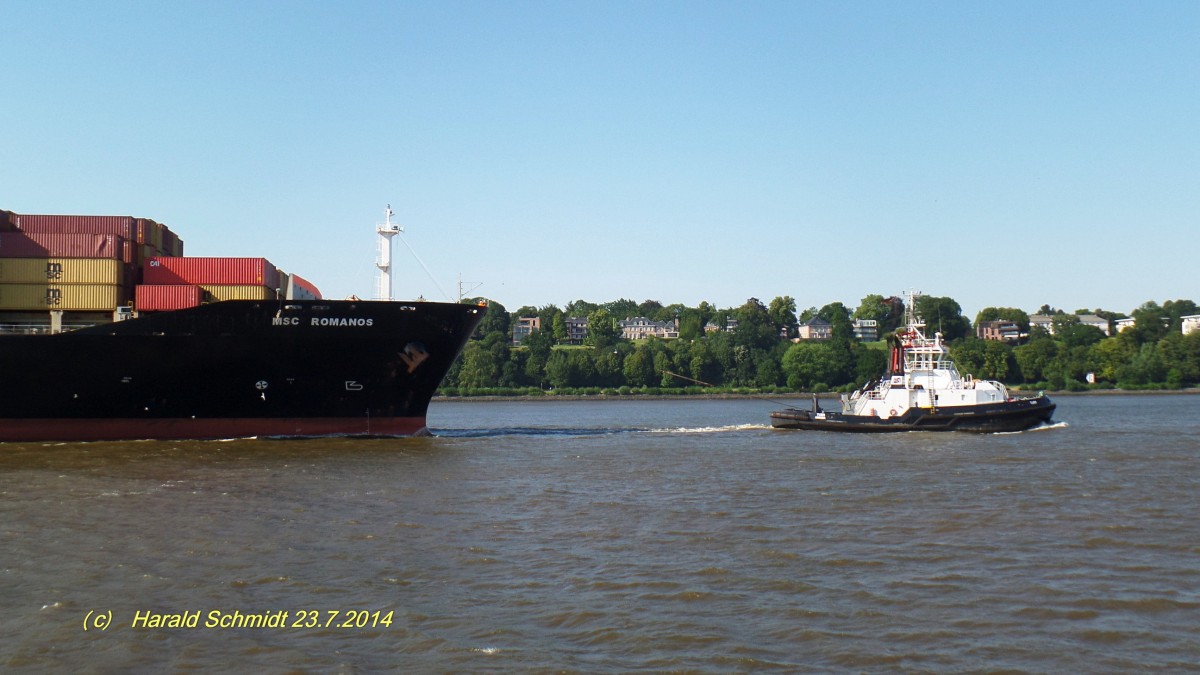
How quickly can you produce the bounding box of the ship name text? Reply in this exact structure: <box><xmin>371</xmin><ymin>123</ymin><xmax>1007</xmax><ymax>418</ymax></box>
<box><xmin>272</xmin><ymin>317</ymin><xmax>375</xmax><ymax>327</ymax></box>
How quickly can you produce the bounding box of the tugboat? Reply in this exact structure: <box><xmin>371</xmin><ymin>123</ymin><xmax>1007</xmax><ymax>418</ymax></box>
<box><xmin>771</xmin><ymin>293</ymin><xmax>1055</xmax><ymax>433</ymax></box>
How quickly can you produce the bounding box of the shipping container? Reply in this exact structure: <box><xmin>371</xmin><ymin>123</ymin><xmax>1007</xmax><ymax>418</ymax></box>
<box><xmin>16</xmin><ymin>214</ymin><xmax>136</xmax><ymax>241</ymax></box>
<box><xmin>200</xmin><ymin>284</ymin><xmax>277</xmax><ymax>301</ymax></box>
<box><xmin>144</xmin><ymin>256</ymin><xmax>279</xmax><ymax>289</ymax></box>
<box><xmin>162</xmin><ymin>228</ymin><xmax>183</xmax><ymax>256</ymax></box>
<box><xmin>288</xmin><ymin>274</ymin><xmax>322</xmax><ymax>300</ymax></box>
<box><xmin>0</xmin><ymin>258</ymin><xmax>125</xmax><ymax>285</ymax></box>
<box><xmin>135</xmin><ymin>284</ymin><xmax>205</xmax><ymax>311</ymax></box>
<box><xmin>0</xmin><ymin>233</ymin><xmax>125</xmax><ymax>259</ymax></box>
<box><xmin>0</xmin><ymin>283</ymin><xmax>125</xmax><ymax>311</ymax></box>
<box><xmin>0</xmin><ymin>210</ymin><xmax>18</xmax><ymax>233</ymax></box>
<box><xmin>135</xmin><ymin>218</ymin><xmax>165</xmax><ymax>249</ymax></box>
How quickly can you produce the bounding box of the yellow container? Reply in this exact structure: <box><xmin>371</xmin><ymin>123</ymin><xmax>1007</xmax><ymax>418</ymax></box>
<box><xmin>0</xmin><ymin>258</ymin><xmax>125</xmax><ymax>285</ymax></box>
<box><xmin>201</xmin><ymin>284</ymin><xmax>276</xmax><ymax>301</ymax></box>
<box><xmin>0</xmin><ymin>284</ymin><xmax>125</xmax><ymax>311</ymax></box>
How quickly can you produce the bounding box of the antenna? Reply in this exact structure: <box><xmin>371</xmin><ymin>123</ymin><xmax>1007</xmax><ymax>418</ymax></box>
<box><xmin>374</xmin><ymin>205</ymin><xmax>402</xmax><ymax>301</ymax></box>
<box><xmin>457</xmin><ymin>273</ymin><xmax>483</xmax><ymax>302</ymax></box>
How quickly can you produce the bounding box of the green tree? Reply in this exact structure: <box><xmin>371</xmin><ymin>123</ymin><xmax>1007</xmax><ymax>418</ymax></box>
<box><xmin>853</xmin><ymin>294</ymin><xmax>890</xmax><ymax>323</ymax></box>
<box><xmin>470</xmin><ymin>298</ymin><xmax>510</xmax><ymax>339</ymax></box>
<box><xmin>551</xmin><ymin>313</ymin><xmax>568</xmax><ymax>343</ymax></box>
<box><xmin>818</xmin><ymin>302</ymin><xmax>854</xmax><ymax>343</ymax></box>
<box><xmin>536</xmin><ymin>304</ymin><xmax>563</xmax><ymax>340</ymax></box>
<box><xmin>677</xmin><ymin>310</ymin><xmax>706</xmax><ymax>341</ymax></box>
<box><xmin>1117</xmin><ymin>343</ymin><xmax>1167</xmax><ymax>387</ymax></box>
<box><xmin>593</xmin><ymin>346</ymin><xmax>626</xmax><ymax>387</ymax></box>
<box><xmin>1129</xmin><ymin>301</ymin><xmax>1168</xmax><ymax>344</ymax></box>
<box><xmin>782</xmin><ymin>341</ymin><xmax>840</xmax><ymax>390</ymax></box>
<box><xmin>604</xmin><ymin>298</ymin><xmax>638</xmax><ymax>319</ymax></box>
<box><xmin>1157</xmin><ymin>331</ymin><xmax>1200</xmax><ymax>385</ymax></box>
<box><xmin>520</xmin><ymin>328</ymin><xmax>554</xmax><ymax>387</ymax></box>
<box><xmin>623</xmin><ymin>345</ymin><xmax>657</xmax><ymax>387</ymax></box>
<box><xmin>586</xmin><ymin>308</ymin><xmax>619</xmax><ymax>348</ymax></box>
<box><xmin>915</xmin><ymin>296</ymin><xmax>970</xmax><ymax>341</ymax></box>
<box><xmin>980</xmin><ymin>340</ymin><xmax>1015</xmax><ymax>381</ymax></box>
<box><xmin>755</xmin><ymin>354</ymin><xmax>784</xmax><ymax>388</ymax></box>
<box><xmin>733</xmin><ymin>298</ymin><xmax>778</xmax><ymax>351</ymax></box>
<box><xmin>1053</xmin><ymin>318</ymin><xmax>1106</xmax><ymax>349</ymax></box>
<box><xmin>1014</xmin><ymin>338</ymin><xmax>1058</xmax><ymax>384</ymax></box>
<box><xmin>545</xmin><ymin>349</ymin><xmax>596</xmax><ymax>388</ymax></box>
<box><xmin>564</xmin><ymin>299</ymin><xmax>598</xmax><ymax>317</ymax></box>
<box><xmin>637</xmin><ymin>299</ymin><xmax>665</xmax><ymax>319</ymax></box>
<box><xmin>854</xmin><ymin>347</ymin><xmax>889</xmax><ymax>385</ymax></box>
<box><xmin>456</xmin><ymin>332</ymin><xmax>508</xmax><ymax>388</ymax></box>
<box><xmin>768</xmin><ymin>296</ymin><xmax>798</xmax><ymax>339</ymax></box>
<box><xmin>1089</xmin><ymin>335</ymin><xmax>1136</xmax><ymax>384</ymax></box>
<box><xmin>951</xmin><ymin>337</ymin><xmax>989</xmax><ymax>379</ymax></box>
<box><xmin>1163</xmin><ymin>299</ymin><xmax>1199</xmax><ymax>332</ymax></box>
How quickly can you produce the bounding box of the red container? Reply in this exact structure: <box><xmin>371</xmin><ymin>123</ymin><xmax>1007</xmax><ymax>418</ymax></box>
<box><xmin>16</xmin><ymin>214</ymin><xmax>136</xmax><ymax>241</ymax></box>
<box><xmin>0</xmin><ymin>233</ymin><xmax>125</xmax><ymax>259</ymax></box>
<box><xmin>135</xmin><ymin>284</ymin><xmax>205</xmax><ymax>311</ymax></box>
<box><xmin>288</xmin><ymin>274</ymin><xmax>322</xmax><ymax>300</ymax></box>
<box><xmin>143</xmin><ymin>256</ymin><xmax>279</xmax><ymax>289</ymax></box>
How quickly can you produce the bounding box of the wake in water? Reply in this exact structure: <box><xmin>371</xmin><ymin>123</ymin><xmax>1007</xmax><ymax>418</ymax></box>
<box><xmin>434</xmin><ymin>423</ymin><xmax>770</xmax><ymax>438</ymax></box>
<box><xmin>646</xmin><ymin>423</ymin><xmax>771</xmax><ymax>434</ymax></box>
<box><xmin>995</xmin><ymin>420</ymin><xmax>1069</xmax><ymax>435</ymax></box>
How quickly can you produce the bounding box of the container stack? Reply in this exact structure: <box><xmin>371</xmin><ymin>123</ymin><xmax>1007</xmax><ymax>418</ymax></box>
<box><xmin>0</xmin><ymin>213</ymin><xmax>183</xmax><ymax>328</ymax></box>
<box><xmin>0</xmin><ymin>208</ymin><xmax>323</xmax><ymax>328</ymax></box>
<box><xmin>138</xmin><ymin>256</ymin><xmax>281</xmax><ymax>311</ymax></box>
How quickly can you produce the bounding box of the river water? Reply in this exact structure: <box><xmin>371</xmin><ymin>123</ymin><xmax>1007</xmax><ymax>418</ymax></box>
<box><xmin>2</xmin><ymin>394</ymin><xmax>1198</xmax><ymax>672</ymax></box>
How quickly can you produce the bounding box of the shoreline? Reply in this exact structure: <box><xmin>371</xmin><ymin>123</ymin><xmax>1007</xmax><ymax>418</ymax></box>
<box><xmin>434</xmin><ymin>388</ymin><xmax>1200</xmax><ymax>403</ymax></box>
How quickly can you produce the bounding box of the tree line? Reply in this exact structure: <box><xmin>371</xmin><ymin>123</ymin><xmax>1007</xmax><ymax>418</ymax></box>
<box><xmin>439</xmin><ymin>295</ymin><xmax>1200</xmax><ymax>395</ymax></box>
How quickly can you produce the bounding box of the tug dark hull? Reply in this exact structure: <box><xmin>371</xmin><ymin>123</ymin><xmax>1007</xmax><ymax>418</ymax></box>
<box><xmin>0</xmin><ymin>299</ymin><xmax>484</xmax><ymax>442</ymax></box>
<box><xmin>770</xmin><ymin>396</ymin><xmax>1056</xmax><ymax>433</ymax></box>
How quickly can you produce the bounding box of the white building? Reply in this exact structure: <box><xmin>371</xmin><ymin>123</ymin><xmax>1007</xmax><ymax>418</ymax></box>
<box><xmin>1029</xmin><ymin>314</ymin><xmax>1112</xmax><ymax>336</ymax></box>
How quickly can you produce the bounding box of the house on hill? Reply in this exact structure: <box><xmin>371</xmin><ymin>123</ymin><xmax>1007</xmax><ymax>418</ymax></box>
<box><xmin>619</xmin><ymin>317</ymin><xmax>679</xmax><ymax>340</ymax></box>
<box><xmin>1029</xmin><ymin>314</ymin><xmax>1112</xmax><ymax>336</ymax></box>
<box><xmin>512</xmin><ymin>316</ymin><xmax>540</xmax><ymax>345</ymax></box>
<box><xmin>976</xmin><ymin>320</ymin><xmax>1023</xmax><ymax>343</ymax></box>
<box><xmin>796</xmin><ymin>316</ymin><xmax>832</xmax><ymax>340</ymax></box>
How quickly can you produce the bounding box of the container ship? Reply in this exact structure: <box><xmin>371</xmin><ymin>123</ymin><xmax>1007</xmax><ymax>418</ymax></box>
<box><xmin>0</xmin><ymin>208</ymin><xmax>484</xmax><ymax>442</ymax></box>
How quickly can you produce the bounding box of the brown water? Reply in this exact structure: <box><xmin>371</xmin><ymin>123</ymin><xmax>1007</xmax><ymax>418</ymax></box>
<box><xmin>2</xmin><ymin>395</ymin><xmax>1198</xmax><ymax>672</ymax></box>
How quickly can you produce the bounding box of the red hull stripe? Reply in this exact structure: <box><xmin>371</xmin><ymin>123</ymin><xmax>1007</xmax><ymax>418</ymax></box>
<box><xmin>0</xmin><ymin>417</ymin><xmax>428</xmax><ymax>442</ymax></box>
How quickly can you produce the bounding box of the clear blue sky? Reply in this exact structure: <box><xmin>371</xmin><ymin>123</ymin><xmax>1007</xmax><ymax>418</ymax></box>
<box><xmin>3</xmin><ymin>1</ymin><xmax>1196</xmax><ymax>319</ymax></box>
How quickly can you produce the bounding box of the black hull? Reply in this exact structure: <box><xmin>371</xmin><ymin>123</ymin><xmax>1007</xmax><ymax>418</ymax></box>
<box><xmin>0</xmin><ymin>299</ymin><xmax>484</xmax><ymax>442</ymax></box>
<box><xmin>770</xmin><ymin>397</ymin><xmax>1056</xmax><ymax>433</ymax></box>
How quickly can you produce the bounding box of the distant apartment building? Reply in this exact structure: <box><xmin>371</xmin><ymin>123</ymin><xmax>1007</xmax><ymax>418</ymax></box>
<box><xmin>976</xmin><ymin>319</ymin><xmax>1022</xmax><ymax>343</ymax></box>
<box><xmin>853</xmin><ymin>319</ymin><xmax>878</xmax><ymax>342</ymax></box>
<box><xmin>1183</xmin><ymin>315</ymin><xmax>1200</xmax><ymax>335</ymax></box>
<box><xmin>512</xmin><ymin>316</ymin><xmax>540</xmax><ymax>345</ymax></box>
<box><xmin>565</xmin><ymin>316</ymin><xmax>588</xmax><ymax>344</ymax></box>
<box><xmin>1029</xmin><ymin>314</ymin><xmax>1112</xmax><ymax>336</ymax></box>
<box><xmin>1118</xmin><ymin>314</ymin><xmax>1200</xmax><ymax>335</ymax></box>
<box><xmin>797</xmin><ymin>316</ymin><xmax>832</xmax><ymax>340</ymax></box>
<box><xmin>619</xmin><ymin>317</ymin><xmax>679</xmax><ymax>340</ymax></box>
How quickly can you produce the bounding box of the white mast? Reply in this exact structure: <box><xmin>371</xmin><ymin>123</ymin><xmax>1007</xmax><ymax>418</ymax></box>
<box><xmin>374</xmin><ymin>205</ymin><xmax>402</xmax><ymax>301</ymax></box>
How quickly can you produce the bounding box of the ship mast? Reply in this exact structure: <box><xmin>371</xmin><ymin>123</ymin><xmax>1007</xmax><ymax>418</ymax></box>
<box><xmin>374</xmin><ymin>205</ymin><xmax>402</xmax><ymax>301</ymax></box>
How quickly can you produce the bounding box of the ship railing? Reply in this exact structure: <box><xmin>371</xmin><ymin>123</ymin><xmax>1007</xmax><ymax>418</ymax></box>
<box><xmin>0</xmin><ymin>322</ymin><xmax>96</xmax><ymax>335</ymax></box>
